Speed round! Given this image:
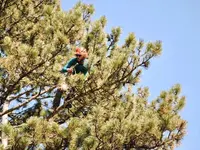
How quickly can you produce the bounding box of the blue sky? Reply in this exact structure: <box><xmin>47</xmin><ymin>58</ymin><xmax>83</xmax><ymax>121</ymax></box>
<box><xmin>61</xmin><ymin>0</ymin><xmax>200</xmax><ymax>149</ymax></box>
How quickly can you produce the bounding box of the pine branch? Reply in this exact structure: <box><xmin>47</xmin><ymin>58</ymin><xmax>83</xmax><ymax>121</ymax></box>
<box><xmin>8</xmin><ymin>87</ymin><xmax>35</xmax><ymax>102</ymax></box>
<box><xmin>0</xmin><ymin>0</ymin><xmax>17</xmax><ymax>15</ymax></box>
<box><xmin>109</xmin><ymin>54</ymin><xmax>154</xmax><ymax>86</ymax></box>
<box><xmin>0</xmin><ymin>86</ymin><xmax>56</xmax><ymax>117</ymax></box>
<box><xmin>3</xmin><ymin>45</ymin><xmax>63</xmax><ymax>97</ymax></box>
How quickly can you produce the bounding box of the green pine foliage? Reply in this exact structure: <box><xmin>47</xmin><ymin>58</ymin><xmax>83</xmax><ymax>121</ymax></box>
<box><xmin>0</xmin><ymin>1</ymin><xmax>186</xmax><ymax>149</ymax></box>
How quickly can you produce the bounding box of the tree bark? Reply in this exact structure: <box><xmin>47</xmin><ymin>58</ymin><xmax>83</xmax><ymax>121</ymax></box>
<box><xmin>1</xmin><ymin>99</ymin><xmax>9</xmax><ymax>148</ymax></box>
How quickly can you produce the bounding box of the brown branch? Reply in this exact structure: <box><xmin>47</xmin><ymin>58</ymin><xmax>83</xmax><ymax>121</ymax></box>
<box><xmin>34</xmin><ymin>0</ymin><xmax>45</xmax><ymax>9</ymax></box>
<box><xmin>94</xmin><ymin>121</ymin><xmax>104</xmax><ymax>149</ymax></box>
<box><xmin>8</xmin><ymin>87</ymin><xmax>35</xmax><ymax>102</ymax></box>
<box><xmin>0</xmin><ymin>86</ymin><xmax>56</xmax><ymax>117</ymax></box>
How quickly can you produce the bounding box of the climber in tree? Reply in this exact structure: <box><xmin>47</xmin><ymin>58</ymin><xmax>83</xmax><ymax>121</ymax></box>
<box><xmin>53</xmin><ymin>47</ymin><xmax>88</xmax><ymax>109</ymax></box>
<box><xmin>61</xmin><ymin>47</ymin><xmax>88</xmax><ymax>75</ymax></box>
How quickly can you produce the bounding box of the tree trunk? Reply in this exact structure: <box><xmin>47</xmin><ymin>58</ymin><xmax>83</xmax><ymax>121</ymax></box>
<box><xmin>1</xmin><ymin>100</ymin><xmax>9</xmax><ymax>148</ymax></box>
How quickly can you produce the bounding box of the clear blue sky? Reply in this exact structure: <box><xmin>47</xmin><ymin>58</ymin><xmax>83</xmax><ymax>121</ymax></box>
<box><xmin>61</xmin><ymin>0</ymin><xmax>200</xmax><ymax>149</ymax></box>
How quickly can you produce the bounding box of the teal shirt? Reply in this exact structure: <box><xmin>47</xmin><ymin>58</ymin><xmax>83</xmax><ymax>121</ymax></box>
<box><xmin>61</xmin><ymin>58</ymin><xmax>88</xmax><ymax>75</ymax></box>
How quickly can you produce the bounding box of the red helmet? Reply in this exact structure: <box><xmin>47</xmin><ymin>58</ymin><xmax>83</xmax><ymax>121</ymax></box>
<box><xmin>75</xmin><ymin>47</ymin><xmax>82</xmax><ymax>55</ymax></box>
<box><xmin>75</xmin><ymin>47</ymin><xmax>88</xmax><ymax>58</ymax></box>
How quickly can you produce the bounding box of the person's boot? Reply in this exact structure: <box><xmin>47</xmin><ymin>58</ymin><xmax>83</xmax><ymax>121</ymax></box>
<box><xmin>53</xmin><ymin>89</ymin><xmax>63</xmax><ymax>109</ymax></box>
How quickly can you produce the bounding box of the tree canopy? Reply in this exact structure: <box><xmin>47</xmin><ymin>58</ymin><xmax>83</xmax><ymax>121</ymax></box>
<box><xmin>0</xmin><ymin>0</ymin><xmax>186</xmax><ymax>149</ymax></box>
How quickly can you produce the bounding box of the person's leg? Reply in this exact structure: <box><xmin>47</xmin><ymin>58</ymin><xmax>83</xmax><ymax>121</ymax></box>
<box><xmin>53</xmin><ymin>88</ymin><xmax>63</xmax><ymax>109</ymax></box>
<box><xmin>53</xmin><ymin>83</ymin><xmax>68</xmax><ymax>109</ymax></box>
<box><xmin>64</xmin><ymin>87</ymin><xmax>75</xmax><ymax>108</ymax></box>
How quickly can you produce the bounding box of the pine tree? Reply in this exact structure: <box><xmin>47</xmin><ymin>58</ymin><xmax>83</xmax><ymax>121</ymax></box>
<box><xmin>0</xmin><ymin>1</ymin><xmax>186</xmax><ymax>149</ymax></box>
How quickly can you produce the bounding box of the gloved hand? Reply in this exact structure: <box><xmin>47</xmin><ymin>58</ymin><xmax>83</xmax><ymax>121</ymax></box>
<box><xmin>67</xmin><ymin>68</ymin><xmax>73</xmax><ymax>73</ymax></box>
<box><xmin>60</xmin><ymin>68</ymin><xmax>73</xmax><ymax>74</ymax></box>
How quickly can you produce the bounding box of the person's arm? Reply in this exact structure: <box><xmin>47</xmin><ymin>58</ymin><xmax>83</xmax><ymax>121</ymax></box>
<box><xmin>61</xmin><ymin>58</ymin><xmax>77</xmax><ymax>73</ymax></box>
